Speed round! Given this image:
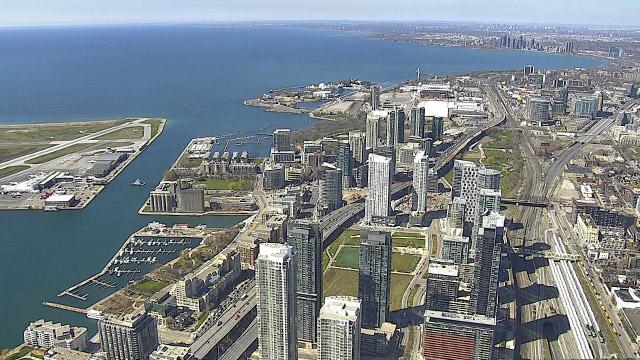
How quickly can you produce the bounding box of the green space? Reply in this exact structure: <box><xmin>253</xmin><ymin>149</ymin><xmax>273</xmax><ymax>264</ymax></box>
<box><xmin>131</xmin><ymin>279</ymin><xmax>168</xmax><ymax>294</ymax></box>
<box><xmin>0</xmin><ymin>119</ymin><xmax>127</xmax><ymax>142</ymax></box>
<box><xmin>392</xmin><ymin>232</ymin><xmax>425</xmax><ymax>248</ymax></box>
<box><xmin>2</xmin><ymin>347</ymin><xmax>33</xmax><ymax>360</ymax></box>
<box><xmin>323</xmin><ymin>268</ymin><xmax>413</xmax><ymax>312</ymax></box>
<box><xmin>26</xmin><ymin>143</ymin><xmax>95</xmax><ymax>164</ymax></box>
<box><xmin>323</xmin><ymin>268</ymin><xmax>359</xmax><ymax>298</ymax></box>
<box><xmin>322</xmin><ymin>251</ymin><xmax>330</xmax><ymax>269</ymax></box>
<box><xmin>94</xmin><ymin>126</ymin><xmax>144</xmax><ymax>140</ymax></box>
<box><xmin>0</xmin><ymin>144</ymin><xmax>51</xmax><ymax>163</ymax></box>
<box><xmin>444</xmin><ymin>169</ymin><xmax>453</xmax><ymax>185</ymax></box>
<box><xmin>196</xmin><ymin>178</ymin><xmax>254</xmax><ymax>191</ymax></box>
<box><xmin>194</xmin><ymin>310</ymin><xmax>211</xmax><ymax>331</ymax></box>
<box><xmin>431</xmin><ymin>235</ymin><xmax>439</xmax><ymax>256</ymax></box>
<box><xmin>487</xmin><ymin>129</ymin><xmax>516</xmax><ymax>149</ymax></box>
<box><xmin>0</xmin><ymin>165</ymin><xmax>30</xmax><ymax>179</ymax></box>
<box><xmin>482</xmin><ymin>148</ymin><xmax>523</xmax><ymax>196</ymax></box>
<box><xmin>390</xmin><ymin>273</ymin><xmax>413</xmax><ymax>311</ymax></box>
<box><xmin>334</xmin><ymin>246</ymin><xmax>360</xmax><ymax>269</ymax></box>
<box><xmin>143</xmin><ymin>118</ymin><xmax>164</xmax><ymax>139</ymax></box>
<box><xmin>391</xmin><ymin>253</ymin><xmax>421</xmax><ymax>273</ymax></box>
<box><xmin>326</xmin><ymin>228</ymin><xmax>360</xmax><ymax>257</ymax></box>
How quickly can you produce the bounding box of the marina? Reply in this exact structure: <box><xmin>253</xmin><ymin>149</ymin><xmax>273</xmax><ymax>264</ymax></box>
<box><xmin>56</xmin><ymin>229</ymin><xmax>201</xmax><ymax>305</ymax></box>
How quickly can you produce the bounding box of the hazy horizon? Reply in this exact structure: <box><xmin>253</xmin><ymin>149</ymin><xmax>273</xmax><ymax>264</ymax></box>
<box><xmin>1</xmin><ymin>0</ymin><xmax>639</xmax><ymax>28</ymax></box>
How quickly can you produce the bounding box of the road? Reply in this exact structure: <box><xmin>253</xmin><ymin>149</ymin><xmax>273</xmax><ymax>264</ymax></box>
<box><xmin>189</xmin><ymin>285</ymin><xmax>257</xmax><ymax>359</ymax></box>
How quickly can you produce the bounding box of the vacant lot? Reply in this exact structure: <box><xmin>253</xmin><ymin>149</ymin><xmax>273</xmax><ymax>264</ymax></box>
<box><xmin>324</xmin><ymin>268</ymin><xmax>359</xmax><ymax>298</ymax></box>
<box><xmin>196</xmin><ymin>178</ymin><xmax>254</xmax><ymax>191</ymax></box>
<box><xmin>390</xmin><ymin>273</ymin><xmax>413</xmax><ymax>311</ymax></box>
<box><xmin>392</xmin><ymin>232</ymin><xmax>425</xmax><ymax>248</ymax></box>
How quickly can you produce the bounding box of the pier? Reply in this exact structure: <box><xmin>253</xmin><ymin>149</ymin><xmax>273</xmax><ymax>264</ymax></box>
<box><xmin>43</xmin><ymin>302</ymin><xmax>89</xmax><ymax>314</ymax></box>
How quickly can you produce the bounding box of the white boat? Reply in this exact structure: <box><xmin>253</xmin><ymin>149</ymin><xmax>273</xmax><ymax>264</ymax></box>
<box><xmin>43</xmin><ymin>206</ymin><xmax>59</xmax><ymax>212</ymax></box>
<box><xmin>131</xmin><ymin>178</ymin><xmax>146</xmax><ymax>186</ymax></box>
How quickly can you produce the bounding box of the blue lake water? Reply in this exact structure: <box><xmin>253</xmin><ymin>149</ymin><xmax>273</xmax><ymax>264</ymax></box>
<box><xmin>0</xmin><ymin>24</ymin><xmax>604</xmax><ymax>346</ymax></box>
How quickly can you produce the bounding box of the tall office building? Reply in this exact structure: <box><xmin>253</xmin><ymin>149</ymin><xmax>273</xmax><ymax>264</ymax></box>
<box><xmin>318</xmin><ymin>165</ymin><xmax>343</xmax><ymax>214</ymax></box>
<box><xmin>370</xmin><ymin>85</ymin><xmax>380</xmax><ymax>110</ymax></box>
<box><xmin>97</xmin><ymin>312</ymin><xmax>159</xmax><ymax>360</ymax></box>
<box><xmin>425</xmin><ymin>262</ymin><xmax>460</xmax><ymax>313</ymax></box>
<box><xmin>470</xmin><ymin>212</ymin><xmax>504</xmax><ymax>318</ymax></box>
<box><xmin>452</xmin><ymin>160</ymin><xmax>479</xmax><ymax>224</ymax></box>
<box><xmin>422</xmin><ymin>310</ymin><xmax>495</xmax><ymax>360</ymax></box>
<box><xmin>387</xmin><ymin>107</ymin><xmax>405</xmax><ymax>147</ymax></box>
<box><xmin>366</xmin><ymin>111</ymin><xmax>385</xmax><ymax>149</ymax></box>
<box><xmin>441</xmin><ymin>234</ymin><xmax>470</xmax><ymax>265</ymax></box>
<box><xmin>317</xmin><ymin>296</ymin><xmax>362</xmax><ymax>360</ymax></box>
<box><xmin>348</xmin><ymin>131</ymin><xmax>367</xmax><ymax>165</ymax></box>
<box><xmin>286</xmin><ymin>220</ymin><xmax>323</xmax><ymax>343</ymax></box>
<box><xmin>358</xmin><ymin>229</ymin><xmax>392</xmax><ymax>328</ymax></box>
<box><xmin>256</xmin><ymin>243</ymin><xmax>298</xmax><ymax>359</ymax></box>
<box><xmin>477</xmin><ymin>168</ymin><xmax>501</xmax><ymax>191</ymax></box>
<box><xmin>528</xmin><ymin>97</ymin><xmax>552</xmax><ymax>125</ymax></box>
<box><xmin>365</xmin><ymin>153</ymin><xmax>393</xmax><ymax>225</ymax></box>
<box><xmin>273</xmin><ymin>129</ymin><xmax>292</xmax><ymax>151</ymax></box>
<box><xmin>430</xmin><ymin>117</ymin><xmax>444</xmax><ymax>141</ymax></box>
<box><xmin>412</xmin><ymin>150</ymin><xmax>429</xmax><ymax>213</ymax></box>
<box><xmin>337</xmin><ymin>141</ymin><xmax>353</xmax><ymax>189</ymax></box>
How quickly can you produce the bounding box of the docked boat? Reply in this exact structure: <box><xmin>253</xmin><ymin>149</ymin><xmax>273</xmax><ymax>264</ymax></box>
<box><xmin>43</xmin><ymin>205</ymin><xmax>59</xmax><ymax>212</ymax></box>
<box><xmin>131</xmin><ymin>178</ymin><xmax>146</xmax><ymax>186</ymax></box>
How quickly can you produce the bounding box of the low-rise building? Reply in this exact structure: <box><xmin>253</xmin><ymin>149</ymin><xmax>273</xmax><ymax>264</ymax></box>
<box><xmin>45</xmin><ymin>194</ymin><xmax>78</xmax><ymax>208</ymax></box>
<box><xmin>44</xmin><ymin>347</ymin><xmax>93</xmax><ymax>360</ymax></box>
<box><xmin>150</xmin><ymin>345</ymin><xmax>191</xmax><ymax>360</ymax></box>
<box><xmin>24</xmin><ymin>320</ymin><xmax>87</xmax><ymax>351</ymax></box>
<box><xmin>575</xmin><ymin>213</ymin><xmax>600</xmax><ymax>245</ymax></box>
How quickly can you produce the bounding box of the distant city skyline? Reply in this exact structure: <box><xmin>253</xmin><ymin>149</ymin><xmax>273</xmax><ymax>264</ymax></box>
<box><xmin>1</xmin><ymin>0</ymin><xmax>639</xmax><ymax>27</ymax></box>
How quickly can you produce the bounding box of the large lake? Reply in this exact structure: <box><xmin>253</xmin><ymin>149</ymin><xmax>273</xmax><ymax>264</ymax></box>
<box><xmin>0</xmin><ymin>24</ymin><xmax>604</xmax><ymax>346</ymax></box>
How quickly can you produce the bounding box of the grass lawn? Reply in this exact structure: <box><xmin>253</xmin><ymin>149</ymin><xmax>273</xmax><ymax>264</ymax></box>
<box><xmin>143</xmin><ymin>118</ymin><xmax>164</xmax><ymax>139</ymax></box>
<box><xmin>0</xmin><ymin>165</ymin><xmax>30</xmax><ymax>179</ymax></box>
<box><xmin>131</xmin><ymin>279</ymin><xmax>168</xmax><ymax>294</ymax></box>
<box><xmin>0</xmin><ymin>119</ymin><xmax>127</xmax><ymax>142</ymax></box>
<box><xmin>392</xmin><ymin>233</ymin><xmax>425</xmax><ymax>248</ymax></box>
<box><xmin>391</xmin><ymin>253</ymin><xmax>421</xmax><ymax>274</ymax></box>
<box><xmin>194</xmin><ymin>310</ymin><xmax>210</xmax><ymax>331</ymax></box>
<box><xmin>443</xmin><ymin>169</ymin><xmax>453</xmax><ymax>185</ymax></box>
<box><xmin>323</xmin><ymin>268</ymin><xmax>359</xmax><ymax>298</ymax></box>
<box><xmin>3</xmin><ymin>347</ymin><xmax>33</xmax><ymax>360</ymax></box>
<box><xmin>26</xmin><ymin>143</ymin><xmax>95</xmax><ymax>164</ymax></box>
<box><xmin>486</xmin><ymin>129</ymin><xmax>516</xmax><ymax>150</ymax></box>
<box><xmin>0</xmin><ymin>144</ymin><xmax>51</xmax><ymax>163</ymax></box>
<box><xmin>196</xmin><ymin>178</ymin><xmax>253</xmax><ymax>191</ymax></box>
<box><xmin>322</xmin><ymin>251</ymin><xmax>330</xmax><ymax>269</ymax></box>
<box><xmin>94</xmin><ymin>126</ymin><xmax>145</xmax><ymax>140</ymax></box>
<box><xmin>482</xmin><ymin>148</ymin><xmax>523</xmax><ymax>197</ymax></box>
<box><xmin>326</xmin><ymin>228</ymin><xmax>359</xmax><ymax>257</ymax></box>
<box><xmin>390</xmin><ymin>273</ymin><xmax>413</xmax><ymax>311</ymax></box>
<box><xmin>334</xmin><ymin>246</ymin><xmax>360</xmax><ymax>269</ymax></box>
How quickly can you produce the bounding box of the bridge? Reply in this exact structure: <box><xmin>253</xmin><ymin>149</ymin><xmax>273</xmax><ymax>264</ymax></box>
<box><xmin>502</xmin><ymin>196</ymin><xmax>549</xmax><ymax>208</ymax></box>
<box><xmin>512</xmin><ymin>248</ymin><xmax>580</xmax><ymax>262</ymax></box>
<box><xmin>219</xmin><ymin>319</ymin><xmax>258</xmax><ymax>360</ymax></box>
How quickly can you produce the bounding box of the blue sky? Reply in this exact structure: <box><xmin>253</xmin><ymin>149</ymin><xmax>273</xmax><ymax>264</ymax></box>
<box><xmin>1</xmin><ymin>0</ymin><xmax>638</xmax><ymax>27</ymax></box>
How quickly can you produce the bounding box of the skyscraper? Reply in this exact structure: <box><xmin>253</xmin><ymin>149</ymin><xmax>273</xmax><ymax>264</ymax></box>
<box><xmin>441</xmin><ymin>234</ymin><xmax>470</xmax><ymax>265</ymax></box>
<box><xmin>478</xmin><ymin>188</ymin><xmax>501</xmax><ymax>218</ymax></box>
<box><xmin>317</xmin><ymin>296</ymin><xmax>362</xmax><ymax>360</ymax></box>
<box><xmin>411</xmin><ymin>106</ymin><xmax>425</xmax><ymax>138</ymax></box>
<box><xmin>422</xmin><ymin>310</ymin><xmax>495</xmax><ymax>360</ymax></box>
<box><xmin>318</xmin><ymin>165</ymin><xmax>343</xmax><ymax>214</ymax></box>
<box><xmin>387</xmin><ymin>107</ymin><xmax>405</xmax><ymax>146</ymax></box>
<box><xmin>97</xmin><ymin>312</ymin><xmax>159</xmax><ymax>360</ymax></box>
<box><xmin>430</xmin><ymin>116</ymin><xmax>444</xmax><ymax>141</ymax></box>
<box><xmin>366</xmin><ymin>111</ymin><xmax>385</xmax><ymax>150</ymax></box>
<box><xmin>286</xmin><ymin>220</ymin><xmax>323</xmax><ymax>344</ymax></box>
<box><xmin>452</xmin><ymin>160</ymin><xmax>479</xmax><ymax>224</ymax></box>
<box><xmin>256</xmin><ymin>243</ymin><xmax>298</xmax><ymax>359</ymax></box>
<box><xmin>477</xmin><ymin>168</ymin><xmax>501</xmax><ymax>191</ymax></box>
<box><xmin>337</xmin><ymin>141</ymin><xmax>352</xmax><ymax>189</ymax></box>
<box><xmin>358</xmin><ymin>229</ymin><xmax>392</xmax><ymax>328</ymax></box>
<box><xmin>448</xmin><ymin>197</ymin><xmax>467</xmax><ymax>229</ymax></box>
<box><xmin>365</xmin><ymin>153</ymin><xmax>392</xmax><ymax>225</ymax></box>
<box><xmin>412</xmin><ymin>150</ymin><xmax>429</xmax><ymax>213</ymax></box>
<box><xmin>273</xmin><ymin>129</ymin><xmax>292</xmax><ymax>151</ymax></box>
<box><xmin>370</xmin><ymin>85</ymin><xmax>380</xmax><ymax>111</ymax></box>
<box><xmin>523</xmin><ymin>64</ymin><xmax>535</xmax><ymax>76</ymax></box>
<box><xmin>348</xmin><ymin>131</ymin><xmax>367</xmax><ymax>165</ymax></box>
<box><xmin>470</xmin><ymin>212</ymin><xmax>504</xmax><ymax>318</ymax></box>
<box><xmin>528</xmin><ymin>97</ymin><xmax>552</xmax><ymax>126</ymax></box>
